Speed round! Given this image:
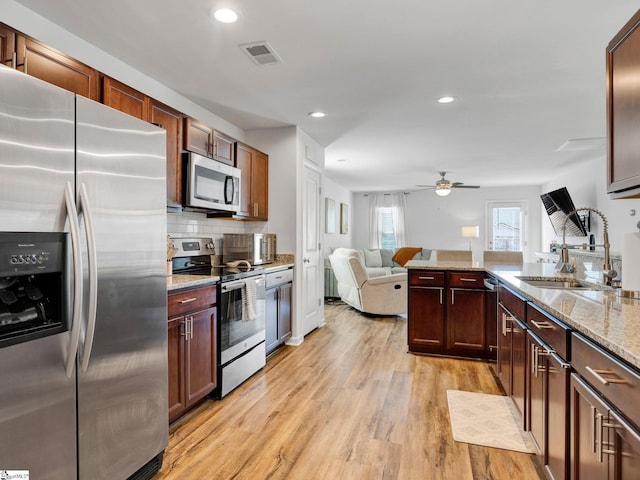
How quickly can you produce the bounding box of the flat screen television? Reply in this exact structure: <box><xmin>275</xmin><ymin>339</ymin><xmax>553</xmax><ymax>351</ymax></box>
<box><xmin>540</xmin><ymin>187</ymin><xmax>587</xmax><ymax>237</ymax></box>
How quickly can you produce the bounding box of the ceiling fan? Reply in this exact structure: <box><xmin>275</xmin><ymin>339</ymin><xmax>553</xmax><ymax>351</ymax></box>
<box><xmin>415</xmin><ymin>171</ymin><xmax>480</xmax><ymax>196</ymax></box>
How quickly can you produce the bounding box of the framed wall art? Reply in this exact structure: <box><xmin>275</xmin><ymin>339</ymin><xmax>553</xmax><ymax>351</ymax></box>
<box><xmin>340</xmin><ymin>203</ymin><xmax>349</xmax><ymax>234</ymax></box>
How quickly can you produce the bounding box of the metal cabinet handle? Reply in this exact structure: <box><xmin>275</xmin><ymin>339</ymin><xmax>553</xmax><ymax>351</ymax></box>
<box><xmin>459</xmin><ymin>278</ymin><xmax>478</xmax><ymax>282</ymax></box>
<box><xmin>502</xmin><ymin>312</ymin><xmax>513</xmax><ymax>336</ymax></box>
<box><xmin>531</xmin><ymin>319</ymin><xmax>553</xmax><ymax>330</ymax></box>
<box><xmin>418</xmin><ymin>276</ymin><xmax>435</xmax><ymax>280</ymax></box>
<box><xmin>179</xmin><ymin>297</ymin><xmax>197</xmax><ymax>304</ymax></box>
<box><xmin>596</xmin><ymin>412</ymin><xmax>604</xmax><ymax>463</ymax></box>
<box><xmin>585</xmin><ymin>366</ymin><xmax>628</xmax><ymax>385</ymax></box>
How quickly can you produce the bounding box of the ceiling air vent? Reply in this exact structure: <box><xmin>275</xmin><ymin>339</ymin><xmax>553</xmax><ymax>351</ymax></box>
<box><xmin>240</xmin><ymin>41</ymin><xmax>282</xmax><ymax>66</ymax></box>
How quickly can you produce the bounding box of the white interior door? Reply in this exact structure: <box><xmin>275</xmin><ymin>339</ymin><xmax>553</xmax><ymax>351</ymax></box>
<box><xmin>302</xmin><ymin>166</ymin><xmax>322</xmax><ymax>335</ymax></box>
<box><xmin>487</xmin><ymin>201</ymin><xmax>527</xmax><ymax>253</ymax></box>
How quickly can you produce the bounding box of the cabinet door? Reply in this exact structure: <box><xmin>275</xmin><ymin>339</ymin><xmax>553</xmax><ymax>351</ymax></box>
<box><xmin>252</xmin><ymin>149</ymin><xmax>269</xmax><ymax>219</ymax></box>
<box><xmin>235</xmin><ymin>142</ymin><xmax>253</xmax><ymax>217</ymax></box>
<box><xmin>277</xmin><ymin>282</ymin><xmax>292</xmax><ymax>341</ymax></box>
<box><xmin>571</xmin><ymin>373</ymin><xmax>610</xmax><ymax>480</ymax></box>
<box><xmin>408</xmin><ymin>287</ymin><xmax>444</xmax><ymax>349</ymax></box>
<box><xmin>446</xmin><ymin>288</ymin><xmax>486</xmax><ymax>351</ymax></box>
<box><xmin>186</xmin><ymin>307</ymin><xmax>217</xmax><ymax>406</ymax></box>
<box><xmin>0</xmin><ymin>25</ymin><xmax>16</xmax><ymax>68</ymax></box>
<box><xmin>17</xmin><ymin>36</ymin><xmax>98</xmax><ymax>100</ymax></box>
<box><xmin>213</xmin><ymin>130</ymin><xmax>235</xmax><ymax>165</ymax></box>
<box><xmin>102</xmin><ymin>76</ymin><xmax>149</xmax><ymax>120</ymax></box>
<box><xmin>265</xmin><ymin>287</ymin><xmax>278</xmax><ymax>354</ymax></box>
<box><xmin>486</xmin><ymin>288</ymin><xmax>498</xmax><ymax>359</ymax></box>
<box><xmin>184</xmin><ymin>117</ymin><xmax>213</xmax><ymax>157</ymax></box>
<box><xmin>150</xmin><ymin>100</ymin><xmax>183</xmax><ymax>207</ymax></box>
<box><xmin>497</xmin><ymin>304</ymin><xmax>513</xmax><ymax>396</ymax></box>
<box><xmin>608</xmin><ymin>409</ymin><xmax>640</xmax><ymax>480</ymax></box>
<box><xmin>547</xmin><ymin>351</ymin><xmax>569</xmax><ymax>480</ymax></box>
<box><xmin>527</xmin><ymin>332</ymin><xmax>545</xmax><ymax>455</ymax></box>
<box><xmin>168</xmin><ymin>316</ymin><xmax>186</xmax><ymax>422</ymax></box>
<box><xmin>511</xmin><ymin>317</ymin><xmax>527</xmax><ymax>425</ymax></box>
<box><xmin>607</xmin><ymin>10</ymin><xmax>640</xmax><ymax>198</ymax></box>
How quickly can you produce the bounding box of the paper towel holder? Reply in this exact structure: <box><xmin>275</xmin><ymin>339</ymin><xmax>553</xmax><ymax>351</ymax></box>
<box><xmin>618</xmin><ymin>224</ymin><xmax>640</xmax><ymax>299</ymax></box>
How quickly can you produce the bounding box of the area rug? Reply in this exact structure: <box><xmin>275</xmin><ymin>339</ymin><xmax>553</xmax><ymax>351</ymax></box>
<box><xmin>446</xmin><ymin>390</ymin><xmax>536</xmax><ymax>453</ymax></box>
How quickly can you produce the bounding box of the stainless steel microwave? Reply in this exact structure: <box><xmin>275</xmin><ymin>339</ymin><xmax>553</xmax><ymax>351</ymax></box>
<box><xmin>183</xmin><ymin>151</ymin><xmax>241</xmax><ymax>213</ymax></box>
<box><xmin>223</xmin><ymin>233</ymin><xmax>276</xmax><ymax>265</ymax></box>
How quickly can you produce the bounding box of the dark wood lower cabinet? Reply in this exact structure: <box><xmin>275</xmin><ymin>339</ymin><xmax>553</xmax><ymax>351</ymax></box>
<box><xmin>497</xmin><ymin>302</ymin><xmax>513</xmax><ymax>396</ymax></box>
<box><xmin>446</xmin><ymin>287</ymin><xmax>485</xmax><ymax>351</ymax></box>
<box><xmin>408</xmin><ymin>285</ymin><xmax>445</xmax><ymax>350</ymax></box>
<box><xmin>408</xmin><ymin>270</ymin><xmax>491</xmax><ymax>358</ymax></box>
<box><xmin>511</xmin><ymin>316</ymin><xmax>527</xmax><ymax>424</ymax></box>
<box><xmin>168</xmin><ymin>286</ymin><xmax>217</xmax><ymax>423</ymax></box>
<box><xmin>186</xmin><ymin>307</ymin><xmax>217</xmax><ymax>404</ymax></box>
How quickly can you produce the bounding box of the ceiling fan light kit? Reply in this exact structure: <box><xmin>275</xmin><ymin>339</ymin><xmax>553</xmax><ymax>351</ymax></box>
<box><xmin>416</xmin><ymin>172</ymin><xmax>480</xmax><ymax>195</ymax></box>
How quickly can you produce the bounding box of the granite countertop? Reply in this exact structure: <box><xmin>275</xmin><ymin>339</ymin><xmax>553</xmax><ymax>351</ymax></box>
<box><xmin>406</xmin><ymin>260</ymin><xmax>640</xmax><ymax>370</ymax></box>
<box><xmin>167</xmin><ymin>257</ymin><xmax>294</xmax><ymax>292</ymax></box>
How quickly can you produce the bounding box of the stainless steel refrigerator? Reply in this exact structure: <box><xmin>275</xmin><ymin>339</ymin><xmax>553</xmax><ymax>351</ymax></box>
<box><xmin>0</xmin><ymin>65</ymin><xmax>168</xmax><ymax>479</ymax></box>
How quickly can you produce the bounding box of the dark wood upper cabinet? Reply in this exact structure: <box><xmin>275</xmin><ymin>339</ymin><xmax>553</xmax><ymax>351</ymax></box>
<box><xmin>102</xmin><ymin>76</ymin><xmax>149</xmax><ymax>120</ymax></box>
<box><xmin>16</xmin><ymin>36</ymin><xmax>98</xmax><ymax>100</ymax></box>
<box><xmin>235</xmin><ymin>142</ymin><xmax>268</xmax><ymax>220</ymax></box>
<box><xmin>183</xmin><ymin>117</ymin><xmax>235</xmax><ymax>166</ymax></box>
<box><xmin>607</xmin><ymin>9</ymin><xmax>640</xmax><ymax>198</ymax></box>
<box><xmin>150</xmin><ymin>100</ymin><xmax>183</xmax><ymax>208</ymax></box>
<box><xmin>183</xmin><ymin>117</ymin><xmax>212</xmax><ymax>158</ymax></box>
<box><xmin>0</xmin><ymin>24</ymin><xmax>16</xmax><ymax>68</ymax></box>
<box><xmin>213</xmin><ymin>130</ymin><xmax>234</xmax><ymax>165</ymax></box>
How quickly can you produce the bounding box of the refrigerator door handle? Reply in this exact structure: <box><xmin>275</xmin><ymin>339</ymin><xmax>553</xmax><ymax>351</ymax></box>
<box><xmin>78</xmin><ymin>183</ymin><xmax>98</xmax><ymax>372</ymax></box>
<box><xmin>64</xmin><ymin>181</ymin><xmax>83</xmax><ymax>378</ymax></box>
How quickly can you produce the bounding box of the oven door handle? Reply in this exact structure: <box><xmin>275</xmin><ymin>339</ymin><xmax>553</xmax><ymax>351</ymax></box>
<box><xmin>221</xmin><ymin>279</ymin><xmax>246</xmax><ymax>292</ymax></box>
<box><xmin>79</xmin><ymin>183</ymin><xmax>98</xmax><ymax>372</ymax></box>
<box><xmin>64</xmin><ymin>181</ymin><xmax>83</xmax><ymax>378</ymax></box>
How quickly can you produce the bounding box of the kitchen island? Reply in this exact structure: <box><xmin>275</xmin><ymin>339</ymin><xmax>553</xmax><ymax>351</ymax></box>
<box><xmin>407</xmin><ymin>259</ymin><xmax>640</xmax><ymax>479</ymax></box>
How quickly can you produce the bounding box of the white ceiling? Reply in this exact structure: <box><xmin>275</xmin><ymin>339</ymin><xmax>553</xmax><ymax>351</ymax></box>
<box><xmin>13</xmin><ymin>0</ymin><xmax>640</xmax><ymax>192</ymax></box>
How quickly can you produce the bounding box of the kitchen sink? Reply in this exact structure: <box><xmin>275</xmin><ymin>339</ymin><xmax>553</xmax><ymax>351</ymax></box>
<box><xmin>515</xmin><ymin>276</ymin><xmax>601</xmax><ymax>290</ymax></box>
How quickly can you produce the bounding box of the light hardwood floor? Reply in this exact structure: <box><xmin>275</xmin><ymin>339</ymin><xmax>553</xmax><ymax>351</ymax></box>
<box><xmin>156</xmin><ymin>302</ymin><xmax>545</xmax><ymax>480</ymax></box>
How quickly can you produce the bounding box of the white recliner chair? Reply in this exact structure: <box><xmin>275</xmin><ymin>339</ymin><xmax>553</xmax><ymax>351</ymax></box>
<box><xmin>328</xmin><ymin>248</ymin><xmax>407</xmax><ymax>315</ymax></box>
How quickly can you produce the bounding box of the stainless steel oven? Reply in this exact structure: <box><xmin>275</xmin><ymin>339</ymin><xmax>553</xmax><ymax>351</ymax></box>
<box><xmin>218</xmin><ymin>272</ymin><xmax>266</xmax><ymax>397</ymax></box>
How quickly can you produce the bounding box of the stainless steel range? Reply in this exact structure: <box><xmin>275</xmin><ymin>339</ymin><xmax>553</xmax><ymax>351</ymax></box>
<box><xmin>171</xmin><ymin>237</ymin><xmax>266</xmax><ymax>398</ymax></box>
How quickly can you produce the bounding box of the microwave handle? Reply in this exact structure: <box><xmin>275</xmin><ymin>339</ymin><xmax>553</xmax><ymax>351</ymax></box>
<box><xmin>224</xmin><ymin>175</ymin><xmax>234</xmax><ymax>205</ymax></box>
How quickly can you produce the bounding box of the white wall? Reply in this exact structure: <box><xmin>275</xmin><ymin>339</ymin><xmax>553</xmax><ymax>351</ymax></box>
<box><xmin>323</xmin><ymin>178</ymin><xmax>354</xmax><ymax>257</ymax></box>
<box><xmin>352</xmin><ymin>186</ymin><xmax>543</xmax><ymax>263</ymax></box>
<box><xmin>245</xmin><ymin>127</ymin><xmax>298</xmax><ymax>254</ymax></box>
<box><xmin>541</xmin><ymin>156</ymin><xmax>640</xmax><ymax>254</ymax></box>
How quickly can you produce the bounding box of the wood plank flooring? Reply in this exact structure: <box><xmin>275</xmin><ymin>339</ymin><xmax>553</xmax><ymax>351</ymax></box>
<box><xmin>155</xmin><ymin>302</ymin><xmax>545</xmax><ymax>480</ymax></box>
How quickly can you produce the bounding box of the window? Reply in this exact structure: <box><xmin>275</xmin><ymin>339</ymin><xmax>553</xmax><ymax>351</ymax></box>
<box><xmin>369</xmin><ymin>193</ymin><xmax>407</xmax><ymax>249</ymax></box>
<box><xmin>381</xmin><ymin>207</ymin><xmax>396</xmax><ymax>249</ymax></box>
<box><xmin>487</xmin><ymin>201</ymin><xmax>526</xmax><ymax>252</ymax></box>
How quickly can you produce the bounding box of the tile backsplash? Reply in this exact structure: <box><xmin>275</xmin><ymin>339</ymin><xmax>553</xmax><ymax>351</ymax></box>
<box><xmin>167</xmin><ymin>210</ymin><xmax>268</xmax><ymax>255</ymax></box>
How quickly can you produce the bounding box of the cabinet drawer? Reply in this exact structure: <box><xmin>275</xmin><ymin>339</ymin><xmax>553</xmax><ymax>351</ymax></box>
<box><xmin>448</xmin><ymin>272</ymin><xmax>485</xmax><ymax>289</ymax></box>
<box><xmin>168</xmin><ymin>285</ymin><xmax>217</xmax><ymax>317</ymax></box>
<box><xmin>498</xmin><ymin>284</ymin><xmax>526</xmax><ymax>320</ymax></box>
<box><xmin>266</xmin><ymin>268</ymin><xmax>293</xmax><ymax>288</ymax></box>
<box><xmin>409</xmin><ymin>271</ymin><xmax>445</xmax><ymax>286</ymax></box>
<box><xmin>527</xmin><ymin>304</ymin><xmax>570</xmax><ymax>360</ymax></box>
<box><xmin>572</xmin><ymin>332</ymin><xmax>640</xmax><ymax>428</ymax></box>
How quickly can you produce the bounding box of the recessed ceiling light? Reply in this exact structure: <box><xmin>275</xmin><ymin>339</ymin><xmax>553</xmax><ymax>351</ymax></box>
<box><xmin>437</xmin><ymin>96</ymin><xmax>456</xmax><ymax>104</ymax></box>
<box><xmin>309</xmin><ymin>111</ymin><xmax>326</xmax><ymax>118</ymax></box>
<box><xmin>212</xmin><ymin>8</ymin><xmax>238</xmax><ymax>23</ymax></box>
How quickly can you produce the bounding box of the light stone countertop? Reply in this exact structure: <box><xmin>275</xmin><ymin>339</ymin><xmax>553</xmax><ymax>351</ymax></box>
<box><xmin>406</xmin><ymin>260</ymin><xmax>640</xmax><ymax>370</ymax></box>
<box><xmin>167</xmin><ymin>257</ymin><xmax>294</xmax><ymax>292</ymax></box>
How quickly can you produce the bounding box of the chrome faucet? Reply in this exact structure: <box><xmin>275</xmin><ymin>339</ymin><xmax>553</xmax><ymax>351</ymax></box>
<box><xmin>556</xmin><ymin>207</ymin><xmax>617</xmax><ymax>286</ymax></box>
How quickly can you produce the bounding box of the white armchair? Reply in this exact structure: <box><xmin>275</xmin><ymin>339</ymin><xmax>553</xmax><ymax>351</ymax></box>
<box><xmin>328</xmin><ymin>248</ymin><xmax>407</xmax><ymax>315</ymax></box>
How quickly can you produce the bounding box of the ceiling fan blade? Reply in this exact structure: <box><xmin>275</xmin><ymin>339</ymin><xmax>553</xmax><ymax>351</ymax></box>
<box><xmin>452</xmin><ymin>185</ymin><xmax>480</xmax><ymax>189</ymax></box>
<box><xmin>415</xmin><ymin>184</ymin><xmax>436</xmax><ymax>189</ymax></box>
